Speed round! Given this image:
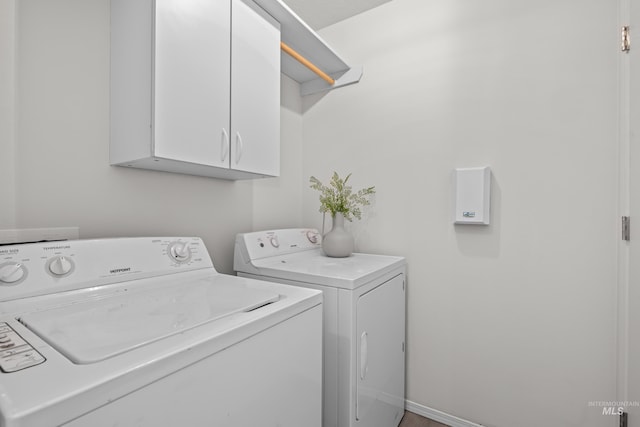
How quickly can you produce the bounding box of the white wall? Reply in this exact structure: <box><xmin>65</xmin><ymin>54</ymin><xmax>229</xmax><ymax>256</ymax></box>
<box><xmin>252</xmin><ymin>75</ymin><xmax>304</xmax><ymax>230</ymax></box>
<box><xmin>302</xmin><ymin>1</ymin><xmax>619</xmax><ymax>426</ymax></box>
<box><xmin>0</xmin><ymin>0</ymin><xmax>16</xmax><ymax>228</ymax></box>
<box><xmin>7</xmin><ymin>1</ymin><xmax>622</xmax><ymax>426</ymax></box>
<box><xmin>12</xmin><ymin>0</ymin><xmax>301</xmax><ymax>273</ymax></box>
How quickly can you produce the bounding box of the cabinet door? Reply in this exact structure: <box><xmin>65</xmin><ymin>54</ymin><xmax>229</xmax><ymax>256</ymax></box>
<box><xmin>356</xmin><ymin>274</ymin><xmax>405</xmax><ymax>427</ymax></box>
<box><xmin>153</xmin><ymin>0</ymin><xmax>231</xmax><ymax>168</ymax></box>
<box><xmin>230</xmin><ymin>0</ymin><xmax>280</xmax><ymax>176</ymax></box>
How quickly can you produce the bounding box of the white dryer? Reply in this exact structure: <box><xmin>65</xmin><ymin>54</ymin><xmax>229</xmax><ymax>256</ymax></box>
<box><xmin>234</xmin><ymin>228</ymin><xmax>406</xmax><ymax>427</ymax></box>
<box><xmin>0</xmin><ymin>237</ymin><xmax>322</xmax><ymax>427</ymax></box>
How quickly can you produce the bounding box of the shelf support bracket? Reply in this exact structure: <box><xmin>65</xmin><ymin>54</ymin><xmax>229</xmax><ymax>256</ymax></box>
<box><xmin>300</xmin><ymin>65</ymin><xmax>363</xmax><ymax>96</ymax></box>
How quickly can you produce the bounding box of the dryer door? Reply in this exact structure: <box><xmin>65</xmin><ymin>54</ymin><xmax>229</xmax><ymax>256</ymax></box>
<box><xmin>356</xmin><ymin>273</ymin><xmax>405</xmax><ymax>427</ymax></box>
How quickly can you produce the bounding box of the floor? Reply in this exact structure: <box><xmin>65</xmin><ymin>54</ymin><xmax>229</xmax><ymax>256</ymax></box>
<box><xmin>399</xmin><ymin>411</ymin><xmax>450</xmax><ymax>427</ymax></box>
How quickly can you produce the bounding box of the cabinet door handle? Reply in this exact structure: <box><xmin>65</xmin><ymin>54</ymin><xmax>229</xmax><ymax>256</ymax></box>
<box><xmin>221</xmin><ymin>129</ymin><xmax>229</xmax><ymax>162</ymax></box>
<box><xmin>360</xmin><ymin>331</ymin><xmax>368</xmax><ymax>380</ymax></box>
<box><xmin>235</xmin><ymin>132</ymin><xmax>243</xmax><ymax>164</ymax></box>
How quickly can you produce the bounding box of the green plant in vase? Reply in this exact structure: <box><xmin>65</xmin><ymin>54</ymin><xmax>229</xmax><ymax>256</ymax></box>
<box><xmin>309</xmin><ymin>172</ymin><xmax>375</xmax><ymax>257</ymax></box>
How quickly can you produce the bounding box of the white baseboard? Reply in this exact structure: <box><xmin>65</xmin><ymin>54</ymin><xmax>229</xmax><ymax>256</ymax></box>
<box><xmin>405</xmin><ymin>400</ymin><xmax>484</xmax><ymax>427</ymax></box>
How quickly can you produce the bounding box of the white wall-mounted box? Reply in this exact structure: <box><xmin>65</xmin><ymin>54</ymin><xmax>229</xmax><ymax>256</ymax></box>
<box><xmin>453</xmin><ymin>167</ymin><xmax>491</xmax><ymax>225</ymax></box>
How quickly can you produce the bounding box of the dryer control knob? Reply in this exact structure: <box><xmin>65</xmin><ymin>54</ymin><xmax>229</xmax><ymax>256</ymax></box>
<box><xmin>270</xmin><ymin>236</ymin><xmax>280</xmax><ymax>248</ymax></box>
<box><xmin>168</xmin><ymin>241</ymin><xmax>192</xmax><ymax>263</ymax></box>
<box><xmin>0</xmin><ymin>263</ymin><xmax>26</xmax><ymax>284</ymax></box>
<box><xmin>48</xmin><ymin>256</ymin><xmax>73</xmax><ymax>276</ymax></box>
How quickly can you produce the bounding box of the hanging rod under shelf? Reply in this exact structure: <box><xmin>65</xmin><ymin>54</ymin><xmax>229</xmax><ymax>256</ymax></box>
<box><xmin>280</xmin><ymin>41</ymin><xmax>335</xmax><ymax>86</ymax></box>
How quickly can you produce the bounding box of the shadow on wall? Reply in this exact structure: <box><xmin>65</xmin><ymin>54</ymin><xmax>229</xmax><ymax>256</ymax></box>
<box><xmin>453</xmin><ymin>172</ymin><xmax>501</xmax><ymax>258</ymax></box>
<box><xmin>302</xmin><ymin>90</ymin><xmax>329</xmax><ymax>113</ymax></box>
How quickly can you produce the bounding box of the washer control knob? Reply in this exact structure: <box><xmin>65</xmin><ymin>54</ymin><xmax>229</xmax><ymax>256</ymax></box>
<box><xmin>48</xmin><ymin>256</ymin><xmax>73</xmax><ymax>276</ymax></box>
<box><xmin>168</xmin><ymin>241</ymin><xmax>192</xmax><ymax>263</ymax></box>
<box><xmin>0</xmin><ymin>263</ymin><xmax>26</xmax><ymax>284</ymax></box>
<box><xmin>306</xmin><ymin>230</ymin><xmax>319</xmax><ymax>244</ymax></box>
<box><xmin>270</xmin><ymin>236</ymin><xmax>280</xmax><ymax>248</ymax></box>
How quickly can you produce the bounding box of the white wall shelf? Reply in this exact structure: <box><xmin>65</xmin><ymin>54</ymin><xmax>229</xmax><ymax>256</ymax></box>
<box><xmin>252</xmin><ymin>0</ymin><xmax>362</xmax><ymax>95</ymax></box>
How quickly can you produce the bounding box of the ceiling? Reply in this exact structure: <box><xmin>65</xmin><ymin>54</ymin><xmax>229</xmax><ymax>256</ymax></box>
<box><xmin>282</xmin><ymin>0</ymin><xmax>392</xmax><ymax>30</ymax></box>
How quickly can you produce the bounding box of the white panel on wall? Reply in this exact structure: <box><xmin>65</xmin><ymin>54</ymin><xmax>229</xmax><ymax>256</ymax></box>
<box><xmin>0</xmin><ymin>227</ymin><xmax>79</xmax><ymax>244</ymax></box>
<box><xmin>453</xmin><ymin>167</ymin><xmax>491</xmax><ymax>225</ymax></box>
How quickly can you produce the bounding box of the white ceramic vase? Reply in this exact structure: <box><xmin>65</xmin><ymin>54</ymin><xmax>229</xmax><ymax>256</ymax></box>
<box><xmin>322</xmin><ymin>212</ymin><xmax>354</xmax><ymax>258</ymax></box>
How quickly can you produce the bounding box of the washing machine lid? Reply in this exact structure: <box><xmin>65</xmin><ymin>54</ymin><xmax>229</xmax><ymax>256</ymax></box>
<box><xmin>18</xmin><ymin>277</ymin><xmax>280</xmax><ymax>364</ymax></box>
<box><xmin>250</xmin><ymin>249</ymin><xmax>405</xmax><ymax>289</ymax></box>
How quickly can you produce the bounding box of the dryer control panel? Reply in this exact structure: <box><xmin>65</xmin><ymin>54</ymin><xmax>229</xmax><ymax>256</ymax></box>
<box><xmin>234</xmin><ymin>228</ymin><xmax>321</xmax><ymax>265</ymax></box>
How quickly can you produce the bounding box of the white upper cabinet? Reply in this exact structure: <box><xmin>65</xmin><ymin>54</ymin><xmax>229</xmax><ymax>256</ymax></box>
<box><xmin>153</xmin><ymin>0</ymin><xmax>231</xmax><ymax>169</ymax></box>
<box><xmin>230</xmin><ymin>0</ymin><xmax>280</xmax><ymax>176</ymax></box>
<box><xmin>110</xmin><ymin>0</ymin><xmax>281</xmax><ymax>180</ymax></box>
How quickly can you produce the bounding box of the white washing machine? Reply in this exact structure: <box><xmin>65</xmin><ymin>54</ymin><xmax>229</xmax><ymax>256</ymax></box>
<box><xmin>234</xmin><ymin>228</ymin><xmax>406</xmax><ymax>427</ymax></box>
<box><xmin>0</xmin><ymin>237</ymin><xmax>322</xmax><ymax>427</ymax></box>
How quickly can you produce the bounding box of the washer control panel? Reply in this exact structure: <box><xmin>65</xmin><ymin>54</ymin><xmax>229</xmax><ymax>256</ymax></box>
<box><xmin>0</xmin><ymin>237</ymin><xmax>214</xmax><ymax>302</ymax></box>
<box><xmin>0</xmin><ymin>323</ymin><xmax>45</xmax><ymax>373</ymax></box>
